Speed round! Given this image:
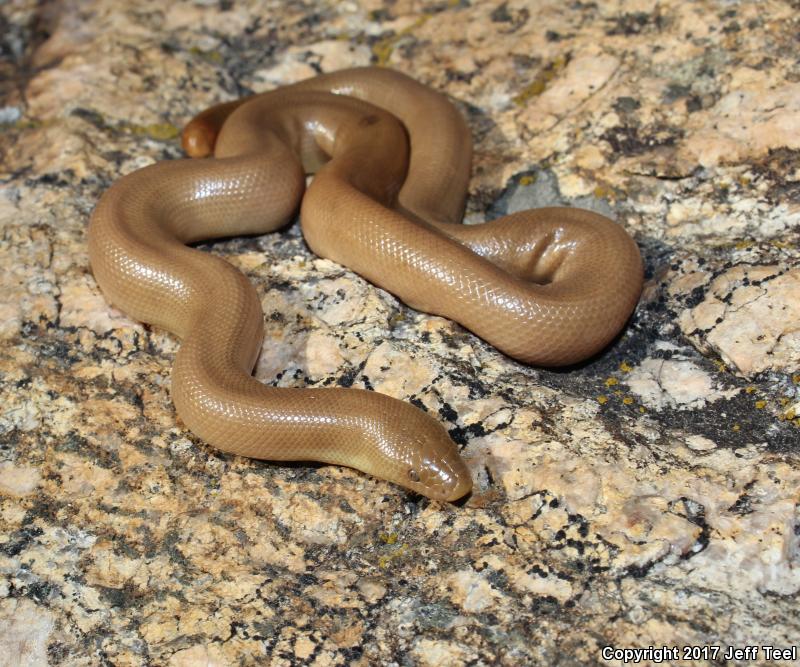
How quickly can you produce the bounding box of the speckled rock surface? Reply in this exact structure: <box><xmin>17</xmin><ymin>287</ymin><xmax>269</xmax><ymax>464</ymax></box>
<box><xmin>1</xmin><ymin>1</ymin><xmax>798</xmax><ymax>665</ymax></box>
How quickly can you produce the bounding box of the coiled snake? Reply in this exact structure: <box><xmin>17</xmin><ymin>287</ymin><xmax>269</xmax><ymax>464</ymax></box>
<box><xmin>88</xmin><ymin>67</ymin><xmax>643</xmax><ymax>501</ymax></box>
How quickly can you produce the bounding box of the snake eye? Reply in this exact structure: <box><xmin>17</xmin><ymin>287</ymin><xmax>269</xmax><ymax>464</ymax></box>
<box><xmin>408</xmin><ymin>468</ymin><xmax>420</xmax><ymax>483</ymax></box>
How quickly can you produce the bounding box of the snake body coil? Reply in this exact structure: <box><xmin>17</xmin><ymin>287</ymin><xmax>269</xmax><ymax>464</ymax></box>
<box><xmin>88</xmin><ymin>67</ymin><xmax>643</xmax><ymax>501</ymax></box>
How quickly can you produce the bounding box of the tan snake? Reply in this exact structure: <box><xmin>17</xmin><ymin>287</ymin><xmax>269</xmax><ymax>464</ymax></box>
<box><xmin>87</xmin><ymin>67</ymin><xmax>643</xmax><ymax>501</ymax></box>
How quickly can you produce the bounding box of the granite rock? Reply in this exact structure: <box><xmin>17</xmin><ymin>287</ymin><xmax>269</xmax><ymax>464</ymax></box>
<box><xmin>1</xmin><ymin>0</ymin><xmax>798</xmax><ymax>665</ymax></box>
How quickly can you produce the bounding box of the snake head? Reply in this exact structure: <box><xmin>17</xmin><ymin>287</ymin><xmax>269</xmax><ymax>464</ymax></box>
<box><xmin>367</xmin><ymin>395</ymin><xmax>473</xmax><ymax>502</ymax></box>
<box><xmin>403</xmin><ymin>442</ymin><xmax>473</xmax><ymax>502</ymax></box>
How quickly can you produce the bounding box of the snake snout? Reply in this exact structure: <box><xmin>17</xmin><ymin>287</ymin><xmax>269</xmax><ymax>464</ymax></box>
<box><xmin>405</xmin><ymin>431</ymin><xmax>472</xmax><ymax>502</ymax></box>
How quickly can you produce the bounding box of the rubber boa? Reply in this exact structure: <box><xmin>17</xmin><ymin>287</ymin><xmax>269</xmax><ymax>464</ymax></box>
<box><xmin>87</xmin><ymin>67</ymin><xmax>643</xmax><ymax>501</ymax></box>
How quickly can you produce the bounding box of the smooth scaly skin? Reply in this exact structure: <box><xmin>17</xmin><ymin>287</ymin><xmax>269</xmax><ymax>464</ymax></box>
<box><xmin>88</xmin><ymin>67</ymin><xmax>643</xmax><ymax>501</ymax></box>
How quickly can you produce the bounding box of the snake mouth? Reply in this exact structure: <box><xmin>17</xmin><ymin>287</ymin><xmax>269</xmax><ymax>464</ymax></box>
<box><xmin>409</xmin><ymin>456</ymin><xmax>473</xmax><ymax>502</ymax></box>
<box><xmin>441</xmin><ymin>472</ymin><xmax>473</xmax><ymax>502</ymax></box>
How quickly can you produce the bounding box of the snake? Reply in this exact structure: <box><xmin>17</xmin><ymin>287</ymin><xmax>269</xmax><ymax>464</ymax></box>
<box><xmin>87</xmin><ymin>67</ymin><xmax>643</xmax><ymax>501</ymax></box>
